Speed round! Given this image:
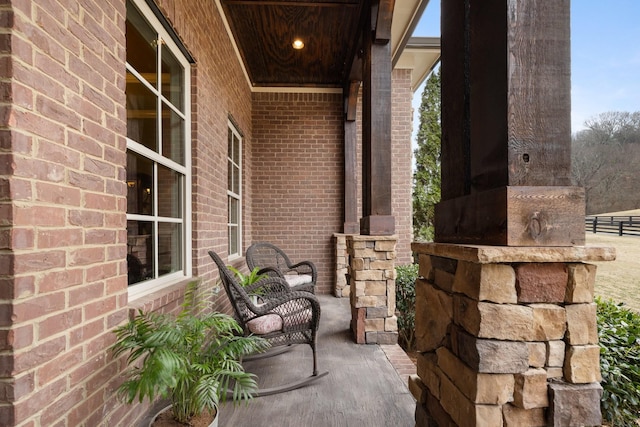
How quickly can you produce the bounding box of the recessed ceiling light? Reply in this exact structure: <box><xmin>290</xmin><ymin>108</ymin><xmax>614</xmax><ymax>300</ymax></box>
<box><xmin>292</xmin><ymin>39</ymin><xmax>304</xmax><ymax>50</ymax></box>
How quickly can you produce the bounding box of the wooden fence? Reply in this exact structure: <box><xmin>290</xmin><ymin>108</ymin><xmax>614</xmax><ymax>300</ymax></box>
<box><xmin>585</xmin><ymin>215</ymin><xmax>640</xmax><ymax>237</ymax></box>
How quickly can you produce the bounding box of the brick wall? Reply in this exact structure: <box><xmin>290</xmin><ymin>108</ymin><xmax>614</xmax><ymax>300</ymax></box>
<box><xmin>391</xmin><ymin>68</ymin><xmax>414</xmax><ymax>265</ymax></box>
<box><xmin>0</xmin><ymin>1</ymin><xmax>130</xmax><ymax>425</ymax></box>
<box><xmin>251</xmin><ymin>91</ymin><xmax>344</xmax><ymax>295</ymax></box>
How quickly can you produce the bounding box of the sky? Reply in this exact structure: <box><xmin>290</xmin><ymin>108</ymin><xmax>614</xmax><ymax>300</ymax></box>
<box><xmin>411</xmin><ymin>1</ymin><xmax>640</xmax><ymax>134</ymax></box>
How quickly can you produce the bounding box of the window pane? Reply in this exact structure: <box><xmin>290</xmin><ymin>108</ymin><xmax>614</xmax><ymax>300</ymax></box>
<box><xmin>227</xmin><ymin>159</ymin><xmax>233</xmax><ymax>192</ymax></box>
<box><xmin>126</xmin><ymin>5</ymin><xmax>156</xmax><ymax>75</ymax></box>
<box><xmin>161</xmin><ymin>46</ymin><xmax>184</xmax><ymax>111</ymax></box>
<box><xmin>228</xmin><ymin>196</ymin><xmax>238</xmax><ymax>225</ymax></box>
<box><xmin>126</xmin><ymin>151</ymin><xmax>154</xmax><ymax>215</ymax></box>
<box><xmin>158</xmin><ymin>222</ymin><xmax>182</xmax><ymax>276</ymax></box>
<box><xmin>227</xmin><ymin>129</ymin><xmax>233</xmax><ymax>159</ymax></box>
<box><xmin>127</xmin><ymin>220</ymin><xmax>154</xmax><ymax>285</ymax></box>
<box><xmin>232</xmin><ymin>164</ymin><xmax>240</xmax><ymax>194</ymax></box>
<box><xmin>126</xmin><ymin>72</ymin><xmax>158</xmax><ymax>150</ymax></box>
<box><xmin>229</xmin><ymin>225</ymin><xmax>238</xmax><ymax>256</ymax></box>
<box><xmin>233</xmin><ymin>134</ymin><xmax>240</xmax><ymax>164</ymax></box>
<box><xmin>161</xmin><ymin>102</ymin><xmax>184</xmax><ymax>165</ymax></box>
<box><xmin>157</xmin><ymin>164</ymin><xmax>182</xmax><ymax>218</ymax></box>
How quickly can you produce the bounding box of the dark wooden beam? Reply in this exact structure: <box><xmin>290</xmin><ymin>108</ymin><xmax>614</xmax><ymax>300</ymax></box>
<box><xmin>345</xmin><ymin>80</ymin><xmax>360</xmax><ymax>122</ymax></box>
<box><xmin>373</xmin><ymin>0</ymin><xmax>394</xmax><ymax>43</ymax></box>
<box><xmin>360</xmin><ymin>1</ymin><xmax>394</xmax><ymax>235</ymax></box>
<box><xmin>437</xmin><ymin>0</ymin><xmax>580</xmax><ymax>246</ymax></box>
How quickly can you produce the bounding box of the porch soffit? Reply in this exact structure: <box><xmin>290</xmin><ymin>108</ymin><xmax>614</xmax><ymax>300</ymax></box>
<box><xmin>215</xmin><ymin>0</ymin><xmax>431</xmax><ymax>91</ymax></box>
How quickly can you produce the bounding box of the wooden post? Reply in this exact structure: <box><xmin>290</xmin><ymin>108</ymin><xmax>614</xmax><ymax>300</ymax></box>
<box><xmin>360</xmin><ymin>0</ymin><xmax>395</xmax><ymax>236</ymax></box>
<box><xmin>343</xmin><ymin>81</ymin><xmax>360</xmax><ymax>234</ymax></box>
<box><xmin>437</xmin><ymin>0</ymin><xmax>584</xmax><ymax>246</ymax></box>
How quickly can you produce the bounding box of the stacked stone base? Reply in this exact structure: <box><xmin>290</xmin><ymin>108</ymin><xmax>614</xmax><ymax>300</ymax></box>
<box><xmin>410</xmin><ymin>243</ymin><xmax>615</xmax><ymax>427</ymax></box>
<box><xmin>347</xmin><ymin>235</ymin><xmax>398</xmax><ymax>344</ymax></box>
<box><xmin>333</xmin><ymin>233</ymin><xmax>350</xmax><ymax>297</ymax></box>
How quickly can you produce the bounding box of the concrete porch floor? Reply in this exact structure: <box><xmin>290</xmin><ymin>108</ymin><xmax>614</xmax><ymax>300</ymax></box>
<box><xmin>218</xmin><ymin>294</ymin><xmax>417</xmax><ymax>427</ymax></box>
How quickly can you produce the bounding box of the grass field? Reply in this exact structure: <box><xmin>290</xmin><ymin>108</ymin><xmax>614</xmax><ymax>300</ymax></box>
<box><xmin>586</xmin><ymin>209</ymin><xmax>640</xmax><ymax>312</ymax></box>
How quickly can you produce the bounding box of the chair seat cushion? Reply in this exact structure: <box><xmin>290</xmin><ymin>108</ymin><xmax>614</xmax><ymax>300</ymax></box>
<box><xmin>284</xmin><ymin>274</ymin><xmax>313</xmax><ymax>287</ymax></box>
<box><xmin>247</xmin><ymin>314</ymin><xmax>283</xmax><ymax>335</ymax></box>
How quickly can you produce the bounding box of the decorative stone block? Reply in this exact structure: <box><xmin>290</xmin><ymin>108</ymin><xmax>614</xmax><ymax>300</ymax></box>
<box><xmin>364</xmin><ymin>317</ymin><xmax>384</xmax><ymax>332</ymax></box>
<box><xmin>384</xmin><ymin>315</ymin><xmax>397</xmax><ymax>332</ymax></box>
<box><xmin>351</xmin><ymin>306</ymin><xmax>365</xmax><ymax>344</ymax></box>
<box><xmin>452</xmin><ymin>262</ymin><xmax>517</xmax><ymax>304</ymax></box>
<box><xmin>440</xmin><ymin>373</ymin><xmax>503</xmax><ymax>427</ymax></box>
<box><xmin>546</xmin><ymin>340</ymin><xmax>565</xmax><ymax>368</ymax></box>
<box><xmin>436</xmin><ymin>347</ymin><xmax>514</xmax><ymax>404</ymax></box>
<box><xmin>408</xmin><ymin>374</ymin><xmax>427</xmax><ymax>404</ymax></box>
<box><xmin>370</xmin><ymin>259</ymin><xmax>394</xmax><ymax>270</ymax></box>
<box><xmin>423</xmin><ymin>387</ymin><xmax>457</xmax><ymax>427</ymax></box>
<box><xmin>353</xmin><ymin>269</ymin><xmax>383</xmax><ymax>281</ymax></box>
<box><xmin>451</xmin><ymin>326</ymin><xmax>529</xmax><ymax>374</ymax></box>
<box><xmin>417</xmin><ymin>352</ymin><xmax>441</xmax><ymax>399</ymax></box>
<box><xmin>515</xmin><ymin>263</ymin><xmax>568</xmax><ymax>303</ymax></box>
<box><xmin>565</xmin><ymin>303</ymin><xmax>598</xmax><ymax>345</ymax></box>
<box><xmin>564</xmin><ymin>345</ymin><xmax>601</xmax><ymax>383</ymax></box>
<box><xmin>415</xmin><ymin>279</ymin><xmax>453</xmax><ymax>352</ymax></box>
<box><xmin>366</xmin><ymin>307</ymin><xmax>387</xmax><ymax>318</ymax></box>
<box><xmin>565</xmin><ymin>263</ymin><xmax>596</xmax><ymax>303</ymax></box>
<box><xmin>527</xmin><ymin>342</ymin><xmax>546</xmax><ymax>368</ymax></box>
<box><xmin>513</xmin><ymin>368</ymin><xmax>548</xmax><ymax>409</ymax></box>
<box><xmin>352</xmin><ymin>257</ymin><xmax>365</xmax><ymax>271</ymax></box>
<box><xmin>548</xmin><ymin>382</ymin><xmax>603</xmax><ymax>427</ymax></box>
<box><xmin>530</xmin><ymin>304</ymin><xmax>566</xmax><ymax>341</ymax></box>
<box><xmin>364</xmin><ymin>281</ymin><xmax>386</xmax><ymax>296</ymax></box>
<box><xmin>376</xmin><ymin>331</ymin><xmax>397</xmax><ymax>345</ymax></box>
<box><xmin>502</xmin><ymin>404</ymin><xmax>547</xmax><ymax>427</ymax></box>
<box><xmin>375</xmin><ymin>240</ymin><xmax>396</xmax><ymax>251</ymax></box>
<box><xmin>454</xmin><ymin>296</ymin><xmax>534</xmax><ymax>341</ymax></box>
<box><xmin>418</xmin><ymin>254</ymin><xmax>434</xmax><ymax>281</ymax></box>
<box><xmin>434</xmin><ymin>269</ymin><xmax>455</xmax><ymax>292</ymax></box>
<box><xmin>546</xmin><ymin>367</ymin><xmax>563</xmax><ymax>379</ymax></box>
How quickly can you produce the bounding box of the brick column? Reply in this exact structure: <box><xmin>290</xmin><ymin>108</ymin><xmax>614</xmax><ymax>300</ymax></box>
<box><xmin>347</xmin><ymin>235</ymin><xmax>398</xmax><ymax>344</ymax></box>
<box><xmin>410</xmin><ymin>243</ymin><xmax>615</xmax><ymax>427</ymax></box>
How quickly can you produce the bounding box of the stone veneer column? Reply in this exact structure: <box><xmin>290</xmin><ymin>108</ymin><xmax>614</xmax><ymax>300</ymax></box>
<box><xmin>334</xmin><ymin>233</ymin><xmax>350</xmax><ymax>297</ymax></box>
<box><xmin>409</xmin><ymin>243</ymin><xmax>615</xmax><ymax>427</ymax></box>
<box><xmin>347</xmin><ymin>235</ymin><xmax>398</xmax><ymax>344</ymax></box>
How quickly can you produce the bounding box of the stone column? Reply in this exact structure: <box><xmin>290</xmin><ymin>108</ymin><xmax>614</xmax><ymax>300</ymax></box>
<box><xmin>333</xmin><ymin>233</ymin><xmax>350</xmax><ymax>298</ymax></box>
<box><xmin>347</xmin><ymin>235</ymin><xmax>398</xmax><ymax>344</ymax></box>
<box><xmin>410</xmin><ymin>242</ymin><xmax>615</xmax><ymax>427</ymax></box>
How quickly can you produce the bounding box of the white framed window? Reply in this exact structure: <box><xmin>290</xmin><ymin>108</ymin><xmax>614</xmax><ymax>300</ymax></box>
<box><xmin>227</xmin><ymin>122</ymin><xmax>242</xmax><ymax>259</ymax></box>
<box><xmin>125</xmin><ymin>0</ymin><xmax>192</xmax><ymax>298</ymax></box>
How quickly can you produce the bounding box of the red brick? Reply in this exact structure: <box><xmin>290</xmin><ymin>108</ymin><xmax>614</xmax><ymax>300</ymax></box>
<box><xmin>13</xmin><ymin>291</ymin><xmax>65</xmax><ymax>322</ymax></box>
<box><xmin>36</xmin><ymin>347</ymin><xmax>83</xmax><ymax>387</ymax></box>
<box><xmin>69</xmin><ymin>246</ymin><xmax>104</xmax><ymax>266</ymax></box>
<box><xmin>38</xmin><ymin>269</ymin><xmax>83</xmax><ymax>293</ymax></box>
<box><xmin>14</xmin><ymin>336</ymin><xmax>66</xmax><ymax>373</ymax></box>
<box><xmin>37</xmin><ymin>228</ymin><xmax>83</xmax><ymax>249</ymax></box>
<box><xmin>38</xmin><ymin>308</ymin><xmax>83</xmax><ymax>340</ymax></box>
<box><xmin>13</xmin><ymin>250</ymin><xmax>66</xmax><ymax>273</ymax></box>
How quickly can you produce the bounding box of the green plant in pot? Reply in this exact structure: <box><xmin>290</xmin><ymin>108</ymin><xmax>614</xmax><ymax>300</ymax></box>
<box><xmin>228</xmin><ymin>266</ymin><xmax>267</xmax><ymax>302</ymax></box>
<box><xmin>111</xmin><ymin>281</ymin><xmax>269</xmax><ymax>426</ymax></box>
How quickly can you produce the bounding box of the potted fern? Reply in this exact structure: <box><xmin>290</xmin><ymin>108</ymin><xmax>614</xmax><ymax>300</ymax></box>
<box><xmin>111</xmin><ymin>281</ymin><xmax>268</xmax><ymax>426</ymax></box>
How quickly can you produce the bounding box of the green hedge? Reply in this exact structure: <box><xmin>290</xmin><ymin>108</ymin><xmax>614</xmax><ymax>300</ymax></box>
<box><xmin>597</xmin><ymin>297</ymin><xmax>640</xmax><ymax>426</ymax></box>
<box><xmin>395</xmin><ymin>264</ymin><xmax>418</xmax><ymax>351</ymax></box>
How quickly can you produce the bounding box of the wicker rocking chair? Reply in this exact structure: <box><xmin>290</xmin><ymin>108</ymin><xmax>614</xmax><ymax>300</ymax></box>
<box><xmin>208</xmin><ymin>250</ymin><xmax>327</xmax><ymax>396</ymax></box>
<box><xmin>246</xmin><ymin>242</ymin><xmax>317</xmax><ymax>293</ymax></box>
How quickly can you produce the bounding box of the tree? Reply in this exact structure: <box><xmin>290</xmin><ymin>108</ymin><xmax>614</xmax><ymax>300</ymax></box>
<box><xmin>413</xmin><ymin>67</ymin><xmax>441</xmax><ymax>241</ymax></box>
<box><xmin>571</xmin><ymin>111</ymin><xmax>640</xmax><ymax>214</ymax></box>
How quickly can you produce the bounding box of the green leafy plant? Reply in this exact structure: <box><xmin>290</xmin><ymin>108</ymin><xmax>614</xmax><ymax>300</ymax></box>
<box><xmin>597</xmin><ymin>296</ymin><xmax>640</xmax><ymax>426</ymax></box>
<box><xmin>395</xmin><ymin>264</ymin><xmax>419</xmax><ymax>351</ymax></box>
<box><xmin>111</xmin><ymin>281</ymin><xmax>269</xmax><ymax>424</ymax></box>
<box><xmin>228</xmin><ymin>266</ymin><xmax>267</xmax><ymax>288</ymax></box>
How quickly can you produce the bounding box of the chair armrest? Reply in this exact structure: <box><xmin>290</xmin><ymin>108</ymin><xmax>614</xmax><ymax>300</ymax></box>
<box><xmin>245</xmin><ymin>276</ymin><xmax>291</xmax><ymax>296</ymax></box>
<box><xmin>288</xmin><ymin>260</ymin><xmax>317</xmax><ymax>282</ymax></box>
<box><xmin>257</xmin><ymin>266</ymin><xmax>285</xmax><ymax>278</ymax></box>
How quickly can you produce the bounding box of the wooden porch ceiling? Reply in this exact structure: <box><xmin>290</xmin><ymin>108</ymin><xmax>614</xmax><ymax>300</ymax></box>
<box><xmin>220</xmin><ymin>0</ymin><xmax>363</xmax><ymax>88</ymax></box>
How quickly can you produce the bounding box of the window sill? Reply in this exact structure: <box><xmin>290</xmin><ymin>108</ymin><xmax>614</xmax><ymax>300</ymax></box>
<box><xmin>126</xmin><ymin>278</ymin><xmax>198</xmax><ymax>316</ymax></box>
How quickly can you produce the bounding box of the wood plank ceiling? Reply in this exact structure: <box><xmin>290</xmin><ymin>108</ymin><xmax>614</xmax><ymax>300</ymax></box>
<box><xmin>220</xmin><ymin>0</ymin><xmax>364</xmax><ymax>87</ymax></box>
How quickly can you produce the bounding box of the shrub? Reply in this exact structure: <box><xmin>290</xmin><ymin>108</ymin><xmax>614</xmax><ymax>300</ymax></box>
<box><xmin>395</xmin><ymin>264</ymin><xmax>419</xmax><ymax>351</ymax></box>
<box><xmin>597</xmin><ymin>297</ymin><xmax>640</xmax><ymax>426</ymax></box>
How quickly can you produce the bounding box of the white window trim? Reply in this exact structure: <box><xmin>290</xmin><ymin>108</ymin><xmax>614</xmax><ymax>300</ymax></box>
<box><xmin>127</xmin><ymin>0</ymin><xmax>192</xmax><ymax>300</ymax></box>
<box><xmin>227</xmin><ymin>121</ymin><xmax>242</xmax><ymax>260</ymax></box>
